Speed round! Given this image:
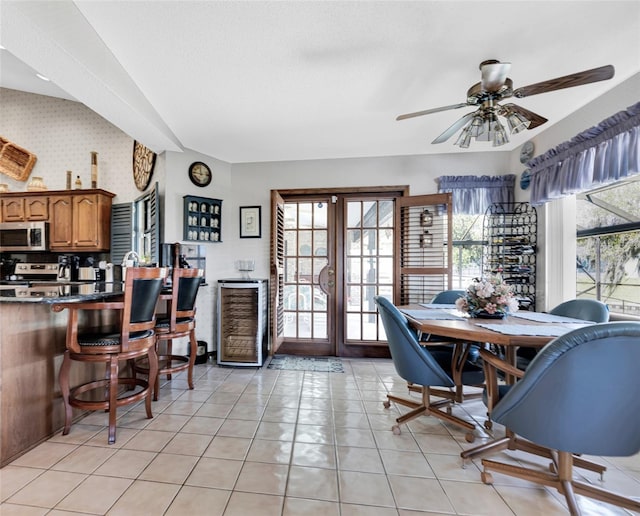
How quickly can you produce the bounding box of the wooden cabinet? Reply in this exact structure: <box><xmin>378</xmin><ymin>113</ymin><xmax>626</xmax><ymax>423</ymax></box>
<box><xmin>0</xmin><ymin>195</ymin><xmax>48</xmax><ymax>222</ymax></box>
<box><xmin>0</xmin><ymin>189</ymin><xmax>115</xmax><ymax>251</ymax></box>
<box><xmin>50</xmin><ymin>191</ymin><xmax>114</xmax><ymax>251</ymax></box>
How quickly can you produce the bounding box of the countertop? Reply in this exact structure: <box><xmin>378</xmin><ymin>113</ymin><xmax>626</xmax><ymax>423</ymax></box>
<box><xmin>0</xmin><ymin>282</ymin><xmax>125</xmax><ymax>303</ymax></box>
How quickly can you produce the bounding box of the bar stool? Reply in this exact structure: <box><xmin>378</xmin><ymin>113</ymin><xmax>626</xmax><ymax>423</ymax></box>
<box><xmin>136</xmin><ymin>266</ymin><xmax>203</xmax><ymax>400</ymax></box>
<box><xmin>54</xmin><ymin>266</ymin><xmax>166</xmax><ymax>444</ymax></box>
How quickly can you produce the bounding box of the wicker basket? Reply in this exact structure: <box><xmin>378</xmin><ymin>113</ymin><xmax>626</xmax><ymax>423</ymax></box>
<box><xmin>0</xmin><ymin>136</ymin><xmax>37</xmax><ymax>181</ymax></box>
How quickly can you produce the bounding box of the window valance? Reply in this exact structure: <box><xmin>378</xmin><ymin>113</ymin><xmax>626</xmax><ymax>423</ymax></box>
<box><xmin>436</xmin><ymin>174</ymin><xmax>515</xmax><ymax>214</ymax></box>
<box><xmin>529</xmin><ymin>101</ymin><xmax>640</xmax><ymax>205</ymax></box>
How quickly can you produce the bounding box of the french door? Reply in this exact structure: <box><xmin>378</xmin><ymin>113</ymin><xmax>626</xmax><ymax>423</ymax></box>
<box><xmin>271</xmin><ymin>188</ymin><xmax>451</xmax><ymax>357</ymax></box>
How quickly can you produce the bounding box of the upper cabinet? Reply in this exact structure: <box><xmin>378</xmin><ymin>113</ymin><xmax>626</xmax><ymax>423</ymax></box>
<box><xmin>1</xmin><ymin>189</ymin><xmax>115</xmax><ymax>251</ymax></box>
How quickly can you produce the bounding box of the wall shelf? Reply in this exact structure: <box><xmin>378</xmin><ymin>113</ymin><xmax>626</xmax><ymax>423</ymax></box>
<box><xmin>183</xmin><ymin>195</ymin><xmax>222</xmax><ymax>243</ymax></box>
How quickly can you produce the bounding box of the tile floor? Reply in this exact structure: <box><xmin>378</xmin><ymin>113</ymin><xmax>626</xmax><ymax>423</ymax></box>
<box><xmin>1</xmin><ymin>358</ymin><xmax>639</xmax><ymax>515</ymax></box>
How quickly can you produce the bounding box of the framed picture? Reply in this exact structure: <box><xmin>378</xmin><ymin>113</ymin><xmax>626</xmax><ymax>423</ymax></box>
<box><xmin>239</xmin><ymin>206</ymin><xmax>261</xmax><ymax>238</ymax></box>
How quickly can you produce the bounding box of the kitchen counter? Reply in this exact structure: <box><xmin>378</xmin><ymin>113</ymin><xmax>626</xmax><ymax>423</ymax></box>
<box><xmin>0</xmin><ymin>282</ymin><xmax>125</xmax><ymax>303</ymax></box>
<box><xmin>0</xmin><ymin>282</ymin><xmax>126</xmax><ymax>466</ymax></box>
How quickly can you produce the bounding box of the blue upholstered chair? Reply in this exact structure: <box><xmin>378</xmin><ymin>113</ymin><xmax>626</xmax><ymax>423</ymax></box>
<box><xmin>517</xmin><ymin>298</ymin><xmax>609</xmax><ymax>369</ymax></box>
<box><xmin>375</xmin><ymin>296</ymin><xmax>476</xmax><ymax>441</ymax></box>
<box><xmin>481</xmin><ymin>322</ymin><xmax>640</xmax><ymax>515</ymax></box>
<box><xmin>418</xmin><ymin>289</ymin><xmax>484</xmax><ymax>404</ymax></box>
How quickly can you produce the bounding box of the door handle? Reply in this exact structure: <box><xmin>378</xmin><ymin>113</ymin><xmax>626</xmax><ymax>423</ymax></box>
<box><xmin>318</xmin><ymin>265</ymin><xmax>335</xmax><ymax>294</ymax></box>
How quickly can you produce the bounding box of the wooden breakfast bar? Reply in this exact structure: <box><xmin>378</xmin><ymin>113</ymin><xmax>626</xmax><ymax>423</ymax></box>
<box><xmin>0</xmin><ymin>283</ymin><xmax>124</xmax><ymax>466</ymax></box>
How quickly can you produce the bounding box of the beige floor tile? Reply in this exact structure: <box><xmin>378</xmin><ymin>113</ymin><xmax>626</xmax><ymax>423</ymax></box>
<box><xmin>162</xmin><ymin>432</ymin><xmax>212</xmax><ymax>456</ymax></box>
<box><xmin>228</xmin><ymin>403</ymin><xmax>266</xmax><ymax>420</ymax></box>
<box><xmin>195</xmin><ymin>402</ymin><xmax>233</xmax><ymax>418</ymax></box>
<box><xmin>291</xmin><ymin>442</ymin><xmax>337</xmax><ymax>469</ymax></box>
<box><xmin>83</xmin><ymin>426</ymin><xmax>139</xmax><ymax>448</ymax></box>
<box><xmin>341</xmin><ymin>503</ymin><xmax>400</xmax><ymax>516</ymax></box>
<box><xmin>372</xmin><ymin>430</ymin><xmax>421</xmax><ymax>452</ymax></box>
<box><xmin>7</xmin><ymin>470</ymin><xmax>86</xmax><ymax>508</ymax></box>
<box><xmin>255</xmin><ymin>421</ymin><xmax>296</xmax><ymax>441</ymax></box>
<box><xmin>335</xmin><ymin>427</ymin><xmax>377</xmax><ymax>448</ymax></box>
<box><xmin>0</xmin><ymin>504</ymin><xmax>49</xmax><ymax>515</ymax></box>
<box><xmin>387</xmin><ymin>474</ymin><xmax>455</xmax><ymax>513</ymax></box>
<box><xmin>493</xmin><ymin>484</ymin><xmax>568</xmax><ymax>516</ymax></box>
<box><xmin>286</xmin><ymin>465</ymin><xmax>339</xmax><ymax>501</ymax></box>
<box><xmin>337</xmin><ymin>446</ymin><xmax>385</xmax><ymax>473</ymax></box>
<box><xmin>283</xmin><ymin>496</ymin><xmax>340</xmax><ymax>515</ymax></box>
<box><xmin>1</xmin><ymin>466</ymin><xmax>45</xmax><ymax>502</ymax></box>
<box><xmin>176</xmin><ymin>389</ymin><xmax>214</xmax><ymax>402</ymax></box>
<box><xmin>235</xmin><ymin>461</ymin><xmax>288</xmax><ymax>495</ymax></box>
<box><xmin>162</xmin><ymin>400</ymin><xmax>204</xmax><ymax>416</ymax></box>
<box><xmin>203</xmin><ymin>435</ymin><xmax>252</xmax><ymax>460</ymax></box>
<box><xmin>224</xmin><ymin>491</ymin><xmax>283</xmax><ymax>516</ymax></box>
<box><xmin>297</xmin><ymin>408</ymin><xmax>333</xmax><ymax>425</ymax></box>
<box><xmin>379</xmin><ymin>449</ymin><xmax>436</xmax><ymax>478</ymax></box>
<box><xmin>440</xmin><ymin>479</ymin><xmax>514</xmax><ymax>515</ymax></box>
<box><xmin>295</xmin><ymin>423</ymin><xmax>335</xmax><ymax>444</ymax></box>
<box><xmin>55</xmin><ymin>474</ymin><xmax>132</xmax><ymax>513</ymax></box>
<box><xmin>338</xmin><ymin>470</ymin><xmax>395</xmax><ymax>507</ymax></box>
<box><xmin>261</xmin><ymin>406</ymin><xmax>299</xmax><ymax>423</ymax></box>
<box><xmin>185</xmin><ymin>457</ymin><xmax>243</xmax><ymax>489</ymax></box>
<box><xmin>106</xmin><ymin>479</ymin><xmax>180</xmax><ymax>516</ymax></box>
<box><xmin>10</xmin><ymin>442</ymin><xmax>77</xmax><ymax>470</ymax></box>
<box><xmin>50</xmin><ymin>445</ymin><xmax>115</xmax><ymax>474</ymax></box>
<box><xmin>424</xmin><ymin>452</ymin><xmax>480</xmax><ymax>481</ymax></box>
<box><xmin>180</xmin><ymin>415</ymin><xmax>224</xmax><ymax>435</ymax></box>
<box><xmin>138</xmin><ymin>452</ymin><xmax>199</xmax><ymax>484</ymax></box>
<box><xmin>143</xmin><ymin>413</ymin><xmax>190</xmax><ymax>432</ymax></box>
<box><xmin>46</xmin><ymin>425</ymin><xmax>103</xmax><ymax>445</ymax></box>
<box><xmin>216</xmin><ymin>418</ymin><xmax>259</xmax><ymax>438</ymax></box>
<box><xmin>93</xmin><ymin>449</ymin><xmax>157</xmax><ymax>478</ymax></box>
<box><xmin>165</xmin><ymin>485</ymin><xmax>230</xmax><ymax>516</ymax></box>
<box><xmin>246</xmin><ymin>439</ymin><xmax>293</xmax><ymax>464</ymax></box>
<box><xmin>122</xmin><ymin>429</ymin><xmax>175</xmax><ymax>452</ymax></box>
<box><xmin>115</xmin><ymin>410</ymin><xmax>154</xmax><ymax>430</ymax></box>
<box><xmin>333</xmin><ymin>412</ymin><xmax>371</xmax><ymax>429</ymax></box>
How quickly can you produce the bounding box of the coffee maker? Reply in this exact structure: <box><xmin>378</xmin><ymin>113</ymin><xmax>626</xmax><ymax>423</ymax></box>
<box><xmin>57</xmin><ymin>255</ymin><xmax>79</xmax><ymax>281</ymax></box>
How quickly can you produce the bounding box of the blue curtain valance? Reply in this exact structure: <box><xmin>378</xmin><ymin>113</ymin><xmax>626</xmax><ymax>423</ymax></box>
<box><xmin>528</xmin><ymin>101</ymin><xmax>640</xmax><ymax>205</ymax></box>
<box><xmin>436</xmin><ymin>174</ymin><xmax>515</xmax><ymax>214</ymax></box>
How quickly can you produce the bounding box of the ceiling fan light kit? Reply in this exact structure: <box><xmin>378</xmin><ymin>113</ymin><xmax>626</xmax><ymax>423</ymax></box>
<box><xmin>397</xmin><ymin>60</ymin><xmax>615</xmax><ymax>149</ymax></box>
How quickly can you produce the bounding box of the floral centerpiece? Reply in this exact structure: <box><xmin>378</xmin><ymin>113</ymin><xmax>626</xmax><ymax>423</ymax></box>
<box><xmin>455</xmin><ymin>275</ymin><xmax>519</xmax><ymax>318</ymax></box>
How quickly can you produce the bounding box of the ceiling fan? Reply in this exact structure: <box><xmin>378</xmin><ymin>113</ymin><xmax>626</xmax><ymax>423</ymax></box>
<box><xmin>396</xmin><ymin>60</ymin><xmax>615</xmax><ymax>148</ymax></box>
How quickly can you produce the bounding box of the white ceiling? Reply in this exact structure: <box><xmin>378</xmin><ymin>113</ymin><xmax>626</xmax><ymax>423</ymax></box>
<box><xmin>1</xmin><ymin>1</ymin><xmax>639</xmax><ymax>164</ymax></box>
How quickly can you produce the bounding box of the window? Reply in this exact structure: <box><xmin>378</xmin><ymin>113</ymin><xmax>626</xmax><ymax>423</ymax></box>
<box><xmin>576</xmin><ymin>177</ymin><xmax>640</xmax><ymax>316</ymax></box>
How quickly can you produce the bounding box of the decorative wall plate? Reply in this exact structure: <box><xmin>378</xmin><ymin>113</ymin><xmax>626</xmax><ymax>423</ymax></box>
<box><xmin>132</xmin><ymin>140</ymin><xmax>157</xmax><ymax>191</ymax></box>
<box><xmin>519</xmin><ymin>140</ymin><xmax>535</xmax><ymax>164</ymax></box>
<box><xmin>520</xmin><ymin>170</ymin><xmax>531</xmax><ymax>190</ymax></box>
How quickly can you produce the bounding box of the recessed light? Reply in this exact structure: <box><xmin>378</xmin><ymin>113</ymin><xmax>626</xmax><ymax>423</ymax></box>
<box><xmin>35</xmin><ymin>73</ymin><xmax>50</xmax><ymax>82</ymax></box>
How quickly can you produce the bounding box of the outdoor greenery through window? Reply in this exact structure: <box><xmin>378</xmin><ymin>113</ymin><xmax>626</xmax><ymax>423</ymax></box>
<box><xmin>576</xmin><ymin>177</ymin><xmax>640</xmax><ymax>316</ymax></box>
<box><xmin>451</xmin><ymin>214</ymin><xmax>485</xmax><ymax>289</ymax></box>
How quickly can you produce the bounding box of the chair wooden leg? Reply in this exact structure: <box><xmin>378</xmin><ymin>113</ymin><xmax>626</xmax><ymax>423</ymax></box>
<box><xmin>146</xmin><ymin>344</ymin><xmax>158</xmax><ymax>419</ymax></box>
<box><xmin>107</xmin><ymin>354</ymin><xmax>119</xmax><ymax>444</ymax></box>
<box><xmin>187</xmin><ymin>330</ymin><xmax>197</xmax><ymax>390</ymax></box>
<box><xmin>166</xmin><ymin>340</ymin><xmax>173</xmax><ymax>381</ymax></box>
<box><xmin>59</xmin><ymin>351</ymin><xmax>73</xmax><ymax>436</ymax></box>
<box><xmin>557</xmin><ymin>451</ymin><xmax>580</xmax><ymax>516</ymax></box>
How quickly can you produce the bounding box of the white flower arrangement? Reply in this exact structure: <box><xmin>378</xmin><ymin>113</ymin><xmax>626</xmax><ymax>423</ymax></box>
<box><xmin>455</xmin><ymin>275</ymin><xmax>519</xmax><ymax>316</ymax></box>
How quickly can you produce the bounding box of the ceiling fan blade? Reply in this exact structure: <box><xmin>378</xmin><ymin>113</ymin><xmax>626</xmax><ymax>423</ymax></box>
<box><xmin>396</xmin><ymin>103</ymin><xmax>469</xmax><ymax>121</ymax></box>
<box><xmin>502</xmin><ymin>103</ymin><xmax>548</xmax><ymax>129</ymax></box>
<box><xmin>432</xmin><ymin>112</ymin><xmax>476</xmax><ymax>144</ymax></box>
<box><xmin>513</xmin><ymin>64</ymin><xmax>614</xmax><ymax>98</ymax></box>
<box><xmin>481</xmin><ymin>61</ymin><xmax>511</xmax><ymax>92</ymax></box>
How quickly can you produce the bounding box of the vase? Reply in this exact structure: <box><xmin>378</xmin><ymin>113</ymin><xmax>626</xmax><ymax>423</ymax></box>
<box><xmin>470</xmin><ymin>310</ymin><xmax>507</xmax><ymax>319</ymax></box>
<box><xmin>27</xmin><ymin>176</ymin><xmax>47</xmax><ymax>191</ymax></box>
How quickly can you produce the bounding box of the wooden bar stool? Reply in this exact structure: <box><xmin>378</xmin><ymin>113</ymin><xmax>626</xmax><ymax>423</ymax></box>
<box><xmin>135</xmin><ymin>266</ymin><xmax>203</xmax><ymax>400</ymax></box>
<box><xmin>54</xmin><ymin>266</ymin><xmax>166</xmax><ymax>444</ymax></box>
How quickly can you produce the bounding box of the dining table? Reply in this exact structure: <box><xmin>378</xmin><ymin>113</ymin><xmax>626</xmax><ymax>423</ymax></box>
<box><xmin>397</xmin><ymin>303</ymin><xmax>606</xmax><ymax>475</ymax></box>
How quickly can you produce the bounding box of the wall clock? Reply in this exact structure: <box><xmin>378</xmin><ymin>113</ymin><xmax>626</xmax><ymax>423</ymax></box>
<box><xmin>519</xmin><ymin>140</ymin><xmax>535</xmax><ymax>164</ymax></box>
<box><xmin>188</xmin><ymin>161</ymin><xmax>212</xmax><ymax>187</ymax></box>
<box><xmin>132</xmin><ymin>141</ymin><xmax>157</xmax><ymax>191</ymax></box>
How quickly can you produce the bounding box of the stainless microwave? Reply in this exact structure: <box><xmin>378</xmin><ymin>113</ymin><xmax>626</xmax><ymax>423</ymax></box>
<box><xmin>0</xmin><ymin>221</ymin><xmax>49</xmax><ymax>252</ymax></box>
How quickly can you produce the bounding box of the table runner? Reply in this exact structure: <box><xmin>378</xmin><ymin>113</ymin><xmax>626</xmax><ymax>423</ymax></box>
<box><xmin>400</xmin><ymin>309</ymin><xmax>464</xmax><ymax>320</ymax></box>
<box><xmin>510</xmin><ymin>311</ymin><xmax>596</xmax><ymax>324</ymax></box>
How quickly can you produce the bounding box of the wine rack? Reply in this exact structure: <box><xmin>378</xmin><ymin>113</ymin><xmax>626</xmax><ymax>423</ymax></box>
<box><xmin>482</xmin><ymin>202</ymin><xmax>537</xmax><ymax>311</ymax></box>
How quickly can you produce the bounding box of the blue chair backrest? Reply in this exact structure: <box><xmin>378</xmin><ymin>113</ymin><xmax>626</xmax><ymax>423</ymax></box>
<box><xmin>431</xmin><ymin>289</ymin><xmax>465</xmax><ymax>304</ymax></box>
<box><xmin>550</xmin><ymin>299</ymin><xmax>609</xmax><ymax>323</ymax></box>
<box><xmin>491</xmin><ymin>322</ymin><xmax>640</xmax><ymax>457</ymax></box>
<box><xmin>375</xmin><ymin>296</ymin><xmax>454</xmax><ymax>388</ymax></box>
